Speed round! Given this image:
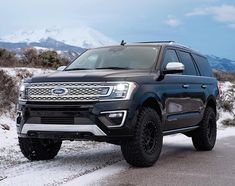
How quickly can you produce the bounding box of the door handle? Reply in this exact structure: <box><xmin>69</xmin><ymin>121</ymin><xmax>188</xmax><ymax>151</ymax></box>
<box><xmin>201</xmin><ymin>84</ymin><xmax>207</xmax><ymax>89</ymax></box>
<box><xmin>182</xmin><ymin>84</ymin><xmax>189</xmax><ymax>88</ymax></box>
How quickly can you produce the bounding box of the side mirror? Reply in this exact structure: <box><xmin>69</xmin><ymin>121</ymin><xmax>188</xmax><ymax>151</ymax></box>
<box><xmin>57</xmin><ymin>66</ymin><xmax>67</xmax><ymax>71</ymax></box>
<box><xmin>163</xmin><ymin>62</ymin><xmax>184</xmax><ymax>74</ymax></box>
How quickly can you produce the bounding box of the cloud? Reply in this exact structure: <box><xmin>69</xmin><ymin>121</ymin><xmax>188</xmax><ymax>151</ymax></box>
<box><xmin>165</xmin><ymin>16</ymin><xmax>182</xmax><ymax>27</ymax></box>
<box><xmin>186</xmin><ymin>4</ymin><xmax>235</xmax><ymax>28</ymax></box>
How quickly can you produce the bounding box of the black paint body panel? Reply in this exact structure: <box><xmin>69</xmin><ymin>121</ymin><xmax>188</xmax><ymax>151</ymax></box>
<box><xmin>17</xmin><ymin>44</ymin><xmax>219</xmax><ymax>141</ymax></box>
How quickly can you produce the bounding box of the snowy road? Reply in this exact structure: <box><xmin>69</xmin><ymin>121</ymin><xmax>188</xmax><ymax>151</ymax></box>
<box><xmin>97</xmin><ymin>135</ymin><xmax>235</xmax><ymax>186</ymax></box>
<box><xmin>0</xmin><ymin>128</ymin><xmax>235</xmax><ymax>186</ymax></box>
<box><xmin>0</xmin><ymin>141</ymin><xmax>122</xmax><ymax>186</ymax></box>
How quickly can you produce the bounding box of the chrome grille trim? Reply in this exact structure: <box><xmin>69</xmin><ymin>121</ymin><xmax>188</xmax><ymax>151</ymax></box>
<box><xmin>26</xmin><ymin>82</ymin><xmax>113</xmax><ymax>102</ymax></box>
<box><xmin>29</xmin><ymin>82</ymin><xmax>104</xmax><ymax>87</ymax></box>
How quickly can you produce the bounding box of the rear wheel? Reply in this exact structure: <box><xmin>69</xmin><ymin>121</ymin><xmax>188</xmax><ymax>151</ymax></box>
<box><xmin>192</xmin><ymin>107</ymin><xmax>217</xmax><ymax>151</ymax></box>
<box><xmin>19</xmin><ymin>138</ymin><xmax>62</xmax><ymax>161</ymax></box>
<box><xmin>121</xmin><ymin>108</ymin><xmax>163</xmax><ymax>167</ymax></box>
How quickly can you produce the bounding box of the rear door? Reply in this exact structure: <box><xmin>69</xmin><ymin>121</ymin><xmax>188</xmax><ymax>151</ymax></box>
<box><xmin>191</xmin><ymin>53</ymin><xmax>217</xmax><ymax>108</ymax></box>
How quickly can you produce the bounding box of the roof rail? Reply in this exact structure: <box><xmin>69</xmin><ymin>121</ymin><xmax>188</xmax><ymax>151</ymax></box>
<box><xmin>173</xmin><ymin>43</ymin><xmax>192</xmax><ymax>50</ymax></box>
<box><xmin>136</xmin><ymin>41</ymin><xmax>175</xmax><ymax>44</ymax></box>
<box><xmin>131</xmin><ymin>41</ymin><xmax>193</xmax><ymax>50</ymax></box>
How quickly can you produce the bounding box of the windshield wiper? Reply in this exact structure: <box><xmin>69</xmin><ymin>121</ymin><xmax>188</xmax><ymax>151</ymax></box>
<box><xmin>95</xmin><ymin>67</ymin><xmax>130</xmax><ymax>70</ymax></box>
<box><xmin>65</xmin><ymin>68</ymin><xmax>91</xmax><ymax>71</ymax></box>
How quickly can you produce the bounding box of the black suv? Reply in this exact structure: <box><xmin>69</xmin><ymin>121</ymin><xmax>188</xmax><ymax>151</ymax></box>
<box><xmin>16</xmin><ymin>41</ymin><xmax>219</xmax><ymax>167</ymax></box>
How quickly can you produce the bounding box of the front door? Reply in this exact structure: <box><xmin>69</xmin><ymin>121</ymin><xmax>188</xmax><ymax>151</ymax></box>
<box><xmin>159</xmin><ymin>48</ymin><xmax>204</xmax><ymax>130</ymax></box>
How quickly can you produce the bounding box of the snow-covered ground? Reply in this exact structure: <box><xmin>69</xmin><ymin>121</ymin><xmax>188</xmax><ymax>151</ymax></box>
<box><xmin>1</xmin><ymin>121</ymin><xmax>235</xmax><ymax>186</ymax></box>
<box><xmin>217</xmin><ymin>81</ymin><xmax>235</xmax><ymax>127</ymax></box>
<box><xmin>1</xmin><ymin>67</ymin><xmax>53</xmax><ymax>78</ymax></box>
<box><xmin>0</xmin><ymin>67</ymin><xmax>235</xmax><ymax>185</ymax></box>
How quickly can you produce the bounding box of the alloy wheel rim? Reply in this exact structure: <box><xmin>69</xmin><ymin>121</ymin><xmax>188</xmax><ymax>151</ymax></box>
<box><xmin>143</xmin><ymin>121</ymin><xmax>157</xmax><ymax>154</ymax></box>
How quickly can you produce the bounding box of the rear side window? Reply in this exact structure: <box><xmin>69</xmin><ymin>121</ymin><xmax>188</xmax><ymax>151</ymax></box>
<box><xmin>178</xmin><ymin>51</ymin><xmax>197</xmax><ymax>75</ymax></box>
<box><xmin>192</xmin><ymin>54</ymin><xmax>212</xmax><ymax>77</ymax></box>
<box><xmin>162</xmin><ymin>49</ymin><xmax>179</xmax><ymax>69</ymax></box>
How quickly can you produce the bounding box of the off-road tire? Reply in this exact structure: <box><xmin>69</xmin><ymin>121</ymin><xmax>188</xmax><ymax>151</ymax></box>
<box><xmin>192</xmin><ymin>107</ymin><xmax>217</xmax><ymax>151</ymax></box>
<box><xmin>19</xmin><ymin>138</ymin><xmax>62</xmax><ymax>161</ymax></box>
<box><xmin>121</xmin><ymin>108</ymin><xmax>163</xmax><ymax>167</ymax></box>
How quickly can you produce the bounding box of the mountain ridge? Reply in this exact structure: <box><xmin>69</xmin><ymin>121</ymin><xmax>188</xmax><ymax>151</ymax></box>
<box><xmin>0</xmin><ymin>27</ymin><xmax>116</xmax><ymax>48</ymax></box>
<box><xmin>0</xmin><ymin>27</ymin><xmax>234</xmax><ymax>72</ymax></box>
<box><xmin>206</xmin><ymin>55</ymin><xmax>235</xmax><ymax>72</ymax></box>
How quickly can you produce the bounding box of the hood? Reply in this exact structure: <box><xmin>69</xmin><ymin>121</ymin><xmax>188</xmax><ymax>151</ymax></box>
<box><xmin>27</xmin><ymin>69</ymin><xmax>158</xmax><ymax>83</ymax></box>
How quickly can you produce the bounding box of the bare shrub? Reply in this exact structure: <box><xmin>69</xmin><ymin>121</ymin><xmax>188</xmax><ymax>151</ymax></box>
<box><xmin>21</xmin><ymin>48</ymin><xmax>38</xmax><ymax>67</ymax></box>
<box><xmin>213</xmin><ymin>70</ymin><xmax>235</xmax><ymax>82</ymax></box>
<box><xmin>0</xmin><ymin>49</ymin><xmax>19</xmax><ymax>67</ymax></box>
<box><xmin>0</xmin><ymin>70</ymin><xmax>18</xmax><ymax>113</ymax></box>
<box><xmin>220</xmin><ymin>101</ymin><xmax>233</xmax><ymax>112</ymax></box>
<box><xmin>222</xmin><ymin>119</ymin><xmax>235</xmax><ymax>127</ymax></box>
<box><xmin>0</xmin><ymin>48</ymin><xmax>69</xmax><ymax>69</ymax></box>
<box><xmin>37</xmin><ymin>50</ymin><xmax>68</xmax><ymax>68</ymax></box>
<box><xmin>16</xmin><ymin>69</ymin><xmax>33</xmax><ymax>80</ymax></box>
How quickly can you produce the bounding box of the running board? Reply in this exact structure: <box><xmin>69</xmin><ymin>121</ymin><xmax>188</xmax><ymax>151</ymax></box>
<box><xmin>163</xmin><ymin>126</ymin><xmax>199</xmax><ymax>136</ymax></box>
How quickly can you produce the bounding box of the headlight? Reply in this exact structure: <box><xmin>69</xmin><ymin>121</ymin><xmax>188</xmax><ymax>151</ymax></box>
<box><xmin>19</xmin><ymin>82</ymin><xmax>29</xmax><ymax>101</ymax></box>
<box><xmin>100</xmin><ymin>82</ymin><xmax>137</xmax><ymax>101</ymax></box>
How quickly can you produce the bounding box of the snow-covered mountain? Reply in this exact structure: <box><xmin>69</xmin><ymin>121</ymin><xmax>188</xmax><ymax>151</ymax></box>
<box><xmin>0</xmin><ymin>26</ymin><xmax>117</xmax><ymax>60</ymax></box>
<box><xmin>0</xmin><ymin>27</ymin><xmax>116</xmax><ymax>48</ymax></box>
<box><xmin>0</xmin><ymin>28</ymin><xmax>235</xmax><ymax>72</ymax></box>
<box><xmin>206</xmin><ymin>55</ymin><xmax>235</xmax><ymax>72</ymax></box>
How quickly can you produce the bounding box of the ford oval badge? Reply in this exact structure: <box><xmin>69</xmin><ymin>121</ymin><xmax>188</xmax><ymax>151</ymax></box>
<box><xmin>51</xmin><ymin>87</ymin><xmax>68</xmax><ymax>96</ymax></box>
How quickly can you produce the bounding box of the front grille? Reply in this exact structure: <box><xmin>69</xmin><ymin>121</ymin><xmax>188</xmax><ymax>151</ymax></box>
<box><xmin>41</xmin><ymin>117</ymin><xmax>74</xmax><ymax>124</ymax></box>
<box><xmin>30</xmin><ymin>107</ymin><xmax>91</xmax><ymax>112</ymax></box>
<box><xmin>26</xmin><ymin>82</ymin><xmax>113</xmax><ymax>102</ymax></box>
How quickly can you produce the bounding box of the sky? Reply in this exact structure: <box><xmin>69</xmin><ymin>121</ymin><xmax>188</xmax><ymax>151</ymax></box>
<box><xmin>0</xmin><ymin>0</ymin><xmax>235</xmax><ymax>60</ymax></box>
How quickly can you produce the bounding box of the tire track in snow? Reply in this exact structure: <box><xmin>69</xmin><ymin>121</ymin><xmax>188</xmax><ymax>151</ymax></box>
<box><xmin>0</xmin><ymin>141</ymin><xmax>123</xmax><ymax>186</ymax></box>
<box><xmin>45</xmin><ymin>156</ymin><xmax>122</xmax><ymax>186</ymax></box>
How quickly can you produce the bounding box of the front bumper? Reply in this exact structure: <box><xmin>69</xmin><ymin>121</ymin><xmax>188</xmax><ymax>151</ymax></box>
<box><xmin>16</xmin><ymin>100</ymin><xmax>138</xmax><ymax>140</ymax></box>
<box><xmin>21</xmin><ymin>124</ymin><xmax>106</xmax><ymax>136</ymax></box>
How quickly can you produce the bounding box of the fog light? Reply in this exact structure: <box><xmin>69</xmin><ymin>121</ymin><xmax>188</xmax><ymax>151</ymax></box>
<box><xmin>99</xmin><ymin>110</ymin><xmax>127</xmax><ymax>128</ymax></box>
<box><xmin>108</xmin><ymin>112</ymin><xmax>123</xmax><ymax>118</ymax></box>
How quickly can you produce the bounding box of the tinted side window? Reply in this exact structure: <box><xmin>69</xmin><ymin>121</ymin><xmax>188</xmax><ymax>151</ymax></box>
<box><xmin>192</xmin><ymin>54</ymin><xmax>212</xmax><ymax>77</ymax></box>
<box><xmin>178</xmin><ymin>51</ymin><xmax>197</xmax><ymax>75</ymax></box>
<box><xmin>162</xmin><ymin>49</ymin><xmax>179</xmax><ymax>69</ymax></box>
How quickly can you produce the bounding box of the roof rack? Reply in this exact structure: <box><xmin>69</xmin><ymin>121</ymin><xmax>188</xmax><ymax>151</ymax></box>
<box><xmin>172</xmin><ymin>43</ymin><xmax>192</xmax><ymax>50</ymax></box>
<box><xmin>136</xmin><ymin>41</ymin><xmax>192</xmax><ymax>50</ymax></box>
<box><xmin>129</xmin><ymin>41</ymin><xmax>193</xmax><ymax>51</ymax></box>
<box><xmin>136</xmin><ymin>41</ymin><xmax>175</xmax><ymax>44</ymax></box>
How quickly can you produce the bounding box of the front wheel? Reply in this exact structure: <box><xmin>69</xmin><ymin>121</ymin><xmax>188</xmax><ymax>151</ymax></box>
<box><xmin>192</xmin><ymin>107</ymin><xmax>217</xmax><ymax>151</ymax></box>
<box><xmin>121</xmin><ymin>108</ymin><xmax>163</xmax><ymax>167</ymax></box>
<box><xmin>19</xmin><ymin>138</ymin><xmax>62</xmax><ymax>161</ymax></box>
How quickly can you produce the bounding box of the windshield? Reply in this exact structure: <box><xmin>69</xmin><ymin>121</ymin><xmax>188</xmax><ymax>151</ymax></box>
<box><xmin>65</xmin><ymin>46</ymin><xmax>159</xmax><ymax>71</ymax></box>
